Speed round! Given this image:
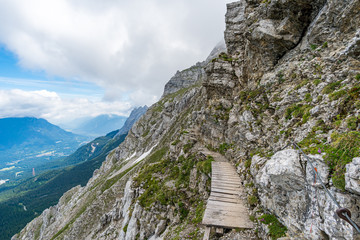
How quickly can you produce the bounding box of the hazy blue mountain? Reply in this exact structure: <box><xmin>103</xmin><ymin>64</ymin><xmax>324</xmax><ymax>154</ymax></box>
<box><xmin>0</xmin><ymin>117</ymin><xmax>85</xmax><ymax>150</ymax></box>
<box><xmin>73</xmin><ymin>114</ymin><xmax>127</xmax><ymax>137</ymax></box>
<box><xmin>0</xmin><ymin>117</ymin><xmax>89</xmax><ymax>181</ymax></box>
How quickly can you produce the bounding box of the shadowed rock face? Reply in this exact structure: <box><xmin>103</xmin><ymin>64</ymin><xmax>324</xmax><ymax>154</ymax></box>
<box><xmin>225</xmin><ymin>0</ymin><xmax>326</xmax><ymax>83</ymax></box>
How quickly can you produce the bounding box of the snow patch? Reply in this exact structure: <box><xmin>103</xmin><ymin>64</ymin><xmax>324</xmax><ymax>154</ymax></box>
<box><xmin>0</xmin><ymin>179</ymin><xmax>9</xmax><ymax>185</ymax></box>
<box><xmin>36</xmin><ymin>151</ymin><xmax>55</xmax><ymax>157</ymax></box>
<box><xmin>91</xmin><ymin>143</ymin><xmax>96</xmax><ymax>154</ymax></box>
<box><xmin>0</xmin><ymin>166</ymin><xmax>15</xmax><ymax>172</ymax></box>
<box><xmin>133</xmin><ymin>145</ymin><xmax>156</xmax><ymax>165</ymax></box>
<box><xmin>126</xmin><ymin>151</ymin><xmax>137</xmax><ymax>161</ymax></box>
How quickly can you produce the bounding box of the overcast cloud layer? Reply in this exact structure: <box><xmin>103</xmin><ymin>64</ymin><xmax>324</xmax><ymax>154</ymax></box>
<box><xmin>0</xmin><ymin>0</ymin><xmax>232</xmax><ymax>124</ymax></box>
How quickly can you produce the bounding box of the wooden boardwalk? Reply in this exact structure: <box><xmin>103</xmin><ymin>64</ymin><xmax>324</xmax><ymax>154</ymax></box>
<box><xmin>202</xmin><ymin>161</ymin><xmax>253</xmax><ymax>238</ymax></box>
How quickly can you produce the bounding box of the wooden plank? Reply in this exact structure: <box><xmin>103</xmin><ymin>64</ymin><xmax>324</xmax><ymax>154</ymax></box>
<box><xmin>213</xmin><ymin>175</ymin><xmax>237</xmax><ymax>179</ymax></box>
<box><xmin>208</xmin><ymin>196</ymin><xmax>240</xmax><ymax>204</ymax></box>
<box><xmin>202</xmin><ymin>159</ymin><xmax>253</xmax><ymax>230</ymax></box>
<box><xmin>212</xmin><ymin>182</ymin><xmax>241</xmax><ymax>187</ymax></box>
<box><xmin>211</xmin><ymin>179</ymin><xmax>242</xmax><ymax>185</ymax></box>
<box><xmin>212</xmin><ymin>173</ymin><xmax>238</xmax><ymax>176</ymax></box>
<box><xmin>207</xmin><ymin>199</ymin><xmax>246</xmax><ymax>208</ymax></box>
<box><xmin>203</xmin><ymin>227</ymin><xmax>211</xmax><ymax>240</ymax></box>
<box><xmin>202</xmin><ymin>212</ymin><xmax>254</xmax><ymax>229</ymax></box>
<box><xmin>211</xmin><ymin>186</ymin><xmax>241</xmax><ymax>193</ymax></box>
<box><xmin>211</xmin><ymin>186</ymin><xmax>241</xmax><ymax>192</ymax></box>
<box><xmin>206</xmin><ymin>202</ymin><xmax>248</xmax><ymax>212</ymax></box>
<box><xmin>212</xmin><ymin>183</ymin><xmax>241</xmax><ymax>188</ymax></box>
<box><xmin>212</xmin><ymin>187</ymin><xmax>240</xmax><ymax>195</ymax></box>
<box><xmin>212</xmin><ymin>172</ymin><xmax>237</xmax><ymax>176</ymax></box>
<box><xmin>210</xmin><ymin>192</ymin><xmax>240</xmax><ymax>199</ymax></box>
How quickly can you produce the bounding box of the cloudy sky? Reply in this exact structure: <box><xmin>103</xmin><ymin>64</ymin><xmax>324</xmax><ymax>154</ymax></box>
<box><xmin>0</xmin><ymin>0</ymin><xmax>233</xmax><ymax>127</ymax></box>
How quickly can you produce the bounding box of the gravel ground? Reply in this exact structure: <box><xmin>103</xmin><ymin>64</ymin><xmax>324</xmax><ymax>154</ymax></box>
<box><xmin>209</xmin><ymin>229</ymin><xmax>260</xmax><ymax>240</ymax></box>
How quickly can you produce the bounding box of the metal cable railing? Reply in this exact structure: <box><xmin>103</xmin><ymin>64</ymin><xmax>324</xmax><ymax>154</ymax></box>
<box><xmin>284</xmin><ymin>141</ymin><xmax>360</xmax><ymax>233</ymax></box>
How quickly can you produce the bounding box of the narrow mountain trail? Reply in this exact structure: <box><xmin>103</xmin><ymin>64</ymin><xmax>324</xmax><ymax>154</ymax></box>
<box><xmin>199</xmin><ymin>148</ymin><xmax>258</xmax><ymax>240</ymax></box>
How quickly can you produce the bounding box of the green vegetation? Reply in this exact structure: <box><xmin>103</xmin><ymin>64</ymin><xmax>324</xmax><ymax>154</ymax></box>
<box><xmin>247</xmin><ymin>195</ymin><xmax>259</xmax><ymax>206</ymax></box>
<box><xmin>324</xmin><ymin>131</ymin><xmax>360</xmax><ymax>190</ymax></box>
<box><xmin>329</xmin><ymin>89</ymin><xmax>347</xmax><ymax>101</ymax></box>
<box><xmin>212</xmin><ymin>103</ymin><xmax>232</xmax><ymax>122</ymax></box>
<box><xmin>304</xmin><ymin>93</ymin><xmax>312</xmax><ymax>103</ymax></box>
<box><xmin>313</xmin><ymin>79</ymin><xmax>322</xmax><ymax>86</ymax></box>
<box><xmin>355</xmin><ymin>74</ymin><xmax>360</xmax><ymax>81</ymax></box>
<box><xmin>218</xmin><ymin>142</ymin><xmax>231</xmax><ymax>155</ymax></box>
<box><xmin>258</xmin><ymin>214</ymin><xmax>287</xmax><ymax>239</ymax></box>
<box><xmin>277</xmin><ymin>71</ymin><xmax>285</xmax><ymax>84</ymax></box>
<box><xmin>244</xmin><ymin>159</ymin><xmax>252</xmax><ymax>169</ymax></box>
<box><xmin>347</xmin><ymin>116</ymin><xmax>359</xmax><ymax>130</ymax></box>
<box><xmin>134</xmin><ymin>144</ymin><xmax>210</xmax><ymax>227</ymax></box>
<box><xmin>295</xmin><ymin>79</ymin><xmax>309</xmax><ymax>90</ymax></box>
<box><xmin>218</xmin><ymin>52</ymin><xmax>235</xmax><ymax>62</ymax></box>
<box><xmin>300</xmin><ymin>127</ymin><xmax>360</xmax><ymax>190</ymax></box>
<box><xmin>310</xmin><ymin>44</ymin><xmax>318</xmax><ymax>50</ymax></box>
<box><xmin>196</xmin><ymin>156</ymin><xmax>214</xmax><ymax>175</ymax></box>
<box><xmin>285</xmin><ymin>103</ymin><xmax>312</xmax><ymax>123</ymax></box>
<box><xmin>123</xmin><ymin>224</ymin><xmax>129</xmax><ymax>233</ymax></box>
<box><xmin>171</xmin><ymin>139</ymin><xmax>181</xmax><ymax>145</ymax></box>
<box><xmin>322</xmin><ymin>81</ymin><xmax>342</xmax><ymax>94</ymax></box>
<box><xmin>192</xmin><ymin>201</ymin><xmax>205</xmax><ymax>224</ymax></box>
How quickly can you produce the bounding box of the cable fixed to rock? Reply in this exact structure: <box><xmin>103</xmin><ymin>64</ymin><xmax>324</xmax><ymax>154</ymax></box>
<box><xmin>290</xmin><ymin>141</ymin><xmax>360</xmax><ymax>233</ymax></box>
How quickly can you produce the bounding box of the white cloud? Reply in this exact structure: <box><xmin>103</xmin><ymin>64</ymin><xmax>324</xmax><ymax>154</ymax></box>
<box><xmin>0</xmin><ymin>0</ymin><xmax>233</xmax><ymax>106</ymax></box>
<box><xmin>0</xmin><ymin>89</ymin><xmax>131</xmax><ymax>125</ymax></box>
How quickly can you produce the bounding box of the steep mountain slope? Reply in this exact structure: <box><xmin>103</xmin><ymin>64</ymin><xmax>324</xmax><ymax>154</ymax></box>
<box><xmin>13</xmin><ymin>1</ymin><xmax>360</xmax><ymax>240</ymax></box>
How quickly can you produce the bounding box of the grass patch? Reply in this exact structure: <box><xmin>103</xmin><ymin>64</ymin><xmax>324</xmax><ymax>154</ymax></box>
<box><xmin>304</xmin><ymin>93</ymin><xmax>312</xmax><ymax>103</ymax></box>
<box><xmin>196</xmin><ymin>156</ymin><xmax>214</xmax><ymax>175</ymax></box>
<box><xmin>294</xmin><ymin>79</ymin><xmax>309</xmax><ymax>90</ymax></box>
<box><xmin>218</xmin><ymin>142</ymin><xmax>231</xmax><ymax>155</ymax></box>
<box><xmin>258</xmin><ymin>214</ymin><xmax>287</xmax><ymax>240</ymax></box>
<box><xmin>324</xmin><ymin>131</ymin><xmax>360</xmax><ymax>190</ymax></box>
<box><xmin>329</xmin><ymin>89</ymin><xmax>347</xmax><ymax>101</ymax></box>
<box><xmin>247</xmin><ymin>195</ymin><xmax>258</xmax><ymax>206</ymax></box>
<box><xmin>313</xmin><ymin>79</ymin><xmax>322</xmax><ymax>86</ymax></box>
<box><xmin>285</xmin><ymin>103</ymin><xmax>312</xmax><ymax>123</ymax></box>
<box><xmin>322</xmin><ymin>81</ymin><xmax>342</xmax><ymax>94</ymax></box>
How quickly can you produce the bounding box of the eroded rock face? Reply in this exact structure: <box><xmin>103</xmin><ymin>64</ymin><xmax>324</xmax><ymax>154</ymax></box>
<box><xmin>225</xmin><ymin>0</ymin><xmax>326</xmax><ymax>83</ymax></box>
<box><xmin>252</xmin><ymin>150</ymin><xmax>360</xmax><ymax>240</ymax></box>
<box><xmin>162</xmin><ymin>62</ymin><xmax>205</xmax><ymax>97</ymax></box>
<box><xmin>345</xmin><ymin>158</ymin><xmax>360</xmax><ymax>195</ymax></box>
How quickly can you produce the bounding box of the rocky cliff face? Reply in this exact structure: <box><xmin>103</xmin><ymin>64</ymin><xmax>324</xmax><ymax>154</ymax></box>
<box><xmin>13</xmin><ymin>0</ymin><xmax>360</xmax><ymax>240</ymax></box>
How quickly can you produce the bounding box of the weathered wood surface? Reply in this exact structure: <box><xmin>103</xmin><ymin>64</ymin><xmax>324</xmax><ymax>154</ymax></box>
<box><xmin>202</xmin><ymin>161</ymin><xmax>253</xmax><ymax>231</ymax></box>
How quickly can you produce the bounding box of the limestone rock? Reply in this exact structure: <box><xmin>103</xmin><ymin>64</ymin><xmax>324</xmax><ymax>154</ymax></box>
<box><xmin>345</xmin><ymin>158</ymin><xmax>360</xmax><ymax>195</ymax></box>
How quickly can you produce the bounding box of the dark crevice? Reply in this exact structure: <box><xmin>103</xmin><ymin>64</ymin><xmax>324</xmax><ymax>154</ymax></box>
<box><xmin>274</xmin><ymin>0</ymin><xmax>328</xmax><ymax>66</ymax></box>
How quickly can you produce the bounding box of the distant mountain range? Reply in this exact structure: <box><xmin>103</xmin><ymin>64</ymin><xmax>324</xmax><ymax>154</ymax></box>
<box><xmin>72</xmin><ymin>114</ymin><xmax>128</xmax><ymax>137</ymax></box>
<box><xmin>0</xmin><ymin>106</ymin><xmax>148</xmax><ymax>239</ymax></box>
<box><xmin>0</xmin><ymin>117</ymin><xmax>89</xmax><ymax>181</ymax></box>
<box><xmin>0</xmin><ymin>117</ymin><xmax>85</xmax><ymax>151</ymax></box>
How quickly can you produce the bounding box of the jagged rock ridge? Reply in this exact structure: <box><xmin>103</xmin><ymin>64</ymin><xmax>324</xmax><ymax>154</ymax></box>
<box><xmin>13</xmin><ymin>0</ymin><xmax>360</xmax><ymax>240</ymax></box>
